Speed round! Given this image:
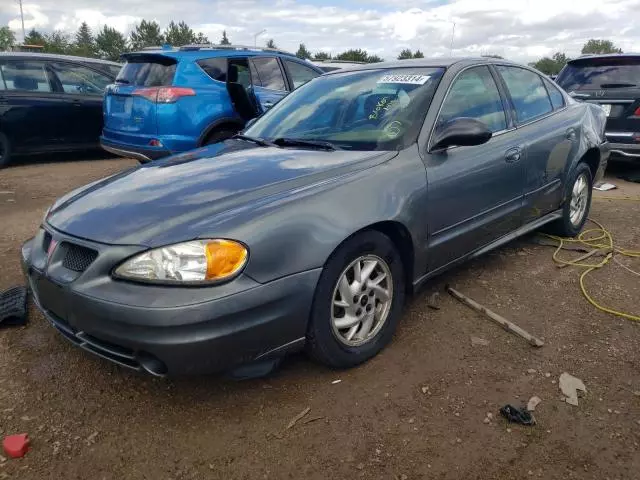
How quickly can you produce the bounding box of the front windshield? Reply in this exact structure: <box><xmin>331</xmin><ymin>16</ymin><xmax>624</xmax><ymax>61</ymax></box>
<box><xmin>245</xmin><ymin>67</ymin><xmax>445</xmax><ymax>151</ymax></box>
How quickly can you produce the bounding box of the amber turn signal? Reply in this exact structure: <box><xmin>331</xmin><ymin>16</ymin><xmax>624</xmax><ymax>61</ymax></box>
<box><xmin>205</xmin><ymin>240</ymin><xmax>248</xmax><ymax>280</ymax></box>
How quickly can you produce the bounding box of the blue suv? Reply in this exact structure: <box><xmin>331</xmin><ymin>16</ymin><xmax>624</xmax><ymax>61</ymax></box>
<box><xmin>100</xmin><ymin>45</ymin><xmax>324</xmax><ymax>162</ymax></box>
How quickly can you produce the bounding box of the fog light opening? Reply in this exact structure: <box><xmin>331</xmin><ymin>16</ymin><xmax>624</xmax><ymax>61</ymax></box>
<box><xmin>137</xmin><ymin>351</ymin><xmax>167</xmax><ymax>377</ymax></box>
<box><xmin>148</xmin><ymin>139</ymin><xmax>164</xmax><ymax>147</ymax></box>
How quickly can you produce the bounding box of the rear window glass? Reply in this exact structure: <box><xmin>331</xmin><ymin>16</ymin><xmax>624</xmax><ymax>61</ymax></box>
<box><xmin>116</xmin><ymin>57</ymin><xmax>176</xmax><ymax>87</ymax></box>
<box><xmin>1</xmin><ymin>61</ymin><xmax>52</xmax><ymax>92</ymax></box>
<box><xmin>556</xmin><ymin>57</ymin><xmax>640</xmax><ymax>91</ymax></box>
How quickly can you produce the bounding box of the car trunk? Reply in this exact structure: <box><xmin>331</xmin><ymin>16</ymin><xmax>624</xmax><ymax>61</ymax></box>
<box><xmin>557</xmin><ymin>56</ymin><xmax>640</xmax><ymax>144</ymax></box>
<box><xmin>104</xmin><ymin>54</ymin><xmax>177</xmax><ymax>136</ymax></box>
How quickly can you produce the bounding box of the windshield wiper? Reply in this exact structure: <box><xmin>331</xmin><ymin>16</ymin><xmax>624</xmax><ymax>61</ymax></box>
<box><xmin>232</xmin><ymin>134</ymin><xmax>275</xmax><ymax>147</ymax></box>
<box><xmin>600</xmin><ymin>82</ymin><xmax>637</xmax><ymax>88</ymax></box>
<box><xmin>114</xmin><ymin>78</ymin><xmax>130</xmax><ymax>84</ymax></box>
<box><xmin>272</xmin><ymin>137</ymin><xmax>338</xmax><ymax>151</ymax></box>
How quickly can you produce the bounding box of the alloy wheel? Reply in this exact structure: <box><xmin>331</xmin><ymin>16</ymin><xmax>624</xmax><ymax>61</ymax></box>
<box><xmin>330</xmin><ymin>255</ymin><xmax>393</xmax><ymax>347</ymax></box>
<box><xmin>569</xmin><ymin>173</ymin><xmax>589</xmax><ymax>227</ymax></box>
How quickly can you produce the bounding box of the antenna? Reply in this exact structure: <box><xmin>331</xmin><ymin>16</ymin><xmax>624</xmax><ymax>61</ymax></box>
<box><xmin>18</xmin><ymin>0</ymin><xmax>26</xmax><ymax>42</ymax></box>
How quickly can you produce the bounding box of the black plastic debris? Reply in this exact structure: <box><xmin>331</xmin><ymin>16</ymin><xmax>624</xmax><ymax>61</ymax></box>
<box><xmin>500</xmin><ymin>404</ymin><xmax>536</xmax><ymax>426</ymax></box>
<box><xmin>0</xmin><ymin>286</ymin><xmax>28</xmax><ymax>327</ymax></box>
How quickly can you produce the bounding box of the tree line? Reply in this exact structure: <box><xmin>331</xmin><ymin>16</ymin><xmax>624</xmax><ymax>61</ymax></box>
<box><xmin>0</xmin><ymin>21</ymin><xmax>388</xmax><ymax>64</ymax></box>
<box><xmin>0</xmin><ymin>22</ymin><xmax>625</xmax><ymax>71</ymax></box>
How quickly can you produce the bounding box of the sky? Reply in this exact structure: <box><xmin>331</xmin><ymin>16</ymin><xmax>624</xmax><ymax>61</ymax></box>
<box><xmin>1</xmin><ymin>0</ymin><xmax>640</xmax><ymax>62</ymax></box>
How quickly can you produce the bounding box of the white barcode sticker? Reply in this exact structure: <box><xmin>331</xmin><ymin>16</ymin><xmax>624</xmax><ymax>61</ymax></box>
<box><xmin>377</xmin><ymin>74</ymin><xmax>430</xmax><ymax>85</ymax></box>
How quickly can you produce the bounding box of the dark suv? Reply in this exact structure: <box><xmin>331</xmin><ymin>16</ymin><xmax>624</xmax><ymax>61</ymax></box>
<box><xmin>556</xmin><ymin>54</ymin><xmax>640</xmax><ymax>162</ymax></box>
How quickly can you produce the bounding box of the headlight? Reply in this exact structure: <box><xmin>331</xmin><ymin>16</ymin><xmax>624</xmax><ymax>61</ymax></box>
<box><xmin>114</xmin><ymin>239</ymin><xmax>248</xmax><ymax>284</ymax></box>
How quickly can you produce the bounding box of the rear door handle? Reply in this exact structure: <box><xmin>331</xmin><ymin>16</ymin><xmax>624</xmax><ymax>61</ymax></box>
<box><xmin>505</xmin><ymin>147</ymin><xmax>522</xmax><ymax>163</ymax></box>
<box><xmin>566</xmin><ymin>128</ymin><xmax>577</xmax><ymax>140</ymax></box>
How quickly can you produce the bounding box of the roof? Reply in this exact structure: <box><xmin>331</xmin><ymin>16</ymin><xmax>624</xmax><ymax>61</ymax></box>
<box><xmin>127</xmin><ymin>44</ymin><xmax>299</xmax><ymax>59</ymax></box>
<box><xmin>322</xmin><ymin>56</ymin><xmax>522</xmax><ymax>74</ymax></box>
<box><xmin>0</xmin><ymin>52</ymin><xmax>121</xmax><ymax>66</ymax></box>
<box><xmin>569</xmin><ymin>53</ymin><xmax>640</xmax><ymax>63</ymax></box>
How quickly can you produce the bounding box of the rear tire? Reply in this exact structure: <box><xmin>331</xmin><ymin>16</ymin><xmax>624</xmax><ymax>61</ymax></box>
<box><xmin>546</xmin><ymin>162</ymin><xmax>593</xmax><ymax>237</ymax></box>
<box><xmin>0</xmin><ymin>133</ymin><xmax>11</xmax><ymax>168</ymax></box>
<box><xmin>306</xmin><ymin>231</ymin><xmax>405</xmax><ymax>369</ymax></box>
<box><xmin>203</xmin><ymin>129</ymin><xmax>236</xmax><ymax>146</ymax></box>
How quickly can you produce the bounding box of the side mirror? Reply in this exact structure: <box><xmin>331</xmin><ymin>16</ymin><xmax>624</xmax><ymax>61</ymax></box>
<box><xmin>431</xmin><ymin>117</ymin><xmax>492</xmax><ymax>151</ymax></box>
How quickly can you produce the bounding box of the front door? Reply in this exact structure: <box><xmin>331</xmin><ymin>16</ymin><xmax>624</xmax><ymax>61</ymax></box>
<box><xmin>249</xmin><ymin>57</ymin><xmax>289</xmax><ymax>112</ymax></box>
<box><xmin>47</xmin><ymin>61</ymin><xmax>113</xmax><ymax>145</ymax></box>
<box><xmin>425</xmin><ymin>65</ymin><xmax>525</xmax><ymax>272</ymax></box>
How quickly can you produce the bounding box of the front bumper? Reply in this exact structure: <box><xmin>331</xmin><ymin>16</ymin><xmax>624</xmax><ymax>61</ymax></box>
<box><xmin>21</xmin><ymin>231</ymin><xmax>320</xmax><ymax>376</ymax></box>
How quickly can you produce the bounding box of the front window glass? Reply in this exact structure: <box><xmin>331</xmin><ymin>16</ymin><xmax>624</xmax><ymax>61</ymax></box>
<box><xmin>50</xmin><ymin>63</ymin><xmax>112</xmax><ymax>94</ymax></box>
<box><xmin>245</xmin><ymin>67</ymin><xmax>445</xmax><ymax>151</ymax></box>
<box><xmin>437</xmin><ymin>66</ymin><xmax>507</xmax><ymax>133</ymax></box>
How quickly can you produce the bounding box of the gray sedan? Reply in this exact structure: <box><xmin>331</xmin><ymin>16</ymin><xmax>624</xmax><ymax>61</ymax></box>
<box><xmin>21</xmin><ymin>58</ymin><xmax>608</xmax><ymax>376</ymax></box>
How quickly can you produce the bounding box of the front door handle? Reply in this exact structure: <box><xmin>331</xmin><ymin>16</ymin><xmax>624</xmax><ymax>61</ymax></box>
<box><xmin>505</xmin><ymin>147</ymin><xmax>522</xmax><ymax>163</ymax></box>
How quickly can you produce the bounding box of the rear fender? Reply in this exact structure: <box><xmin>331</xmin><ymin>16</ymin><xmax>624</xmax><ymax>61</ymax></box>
<box><xmin>567</xmin><ymin>103</ymin><xmax>607</xmax><ymax>180</ymax></box>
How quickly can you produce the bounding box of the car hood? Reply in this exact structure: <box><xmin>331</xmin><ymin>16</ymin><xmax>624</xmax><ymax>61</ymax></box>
<box><xmin>47</xmin><ymin>142</ymin><xmax>396</xmax><ymax>246</ymax></box>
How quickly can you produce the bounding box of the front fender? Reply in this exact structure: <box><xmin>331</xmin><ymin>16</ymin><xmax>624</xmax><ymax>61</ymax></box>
<box><xmin>218</xmin><ymin>146</ymin><xmax>429</xmax><ymax>284</ymax></box>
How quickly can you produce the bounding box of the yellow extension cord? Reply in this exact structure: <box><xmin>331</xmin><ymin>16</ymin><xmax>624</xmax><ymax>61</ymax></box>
<box><xmin>543</xmin><ymin>197</ymin><xmax>640</xmax><ymax>322</ymax></box>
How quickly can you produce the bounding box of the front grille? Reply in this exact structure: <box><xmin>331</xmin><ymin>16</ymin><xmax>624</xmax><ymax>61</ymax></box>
<box><xmin>62</xmin><ymin>243</ymin><xmax>98</xmax><ymax>272</ymax></box>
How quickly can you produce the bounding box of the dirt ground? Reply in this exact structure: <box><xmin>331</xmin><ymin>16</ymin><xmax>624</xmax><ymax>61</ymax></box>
<box><xmin>0</xmin><ymin>154</ymin><xmax>639</xmax><ymax>480</ymax></box>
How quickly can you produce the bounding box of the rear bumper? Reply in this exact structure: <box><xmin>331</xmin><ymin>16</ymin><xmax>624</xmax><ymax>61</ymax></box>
<box><xmin>607</xmin><ymin>141</ymin><xmax>640</xmax><ymax>161</ymax></box>
<box><xmin>100</xmin><ymin>137</ymin><xmax>169</xmax><ymax>163</ymax></box>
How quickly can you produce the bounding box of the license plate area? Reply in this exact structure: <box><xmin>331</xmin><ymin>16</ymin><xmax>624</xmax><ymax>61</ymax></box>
<box><xmin>34</xmin><ymin>274</ymin><xmax>68</xmax><ymax>321</ymax></box>
<box><xmin>111</xmin><ymin>96</ymin><xmax>133</xmax><ymax>115</ymax></box>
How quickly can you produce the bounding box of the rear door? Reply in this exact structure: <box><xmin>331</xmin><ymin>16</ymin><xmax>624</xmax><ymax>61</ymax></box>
<box><xmin>249</xmin><ymin>57</ymin><xmax>288</xmax><ymax>111</ymax></box>
<box><xmin>556</xmin><ymin>56</ymin><xmax>640</xmax><ymax>149</ymax></box>
<box><xmin>103</xmin><ymin>54</ymin><xmax>177</xmax><ymax>137</ymax></box>
<box><xmin>0</xmin><ymin>59</ymin><xmax>60</xmax><ymax>151</ymax></box>
<box><xmin>496</xmin><ymin>65</ymin><xmax>574</xmax><ymax>218</ymax></box>
<box><xmin>47</xmin><ymin>61</ymin><xmax>114</xmax><ymax>145</ymax></box>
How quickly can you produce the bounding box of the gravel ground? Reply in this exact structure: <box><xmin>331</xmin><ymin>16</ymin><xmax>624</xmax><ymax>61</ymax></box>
<box><xmin>0</xmin><ymin>155</ymin><xmax>639</xmax><ymax>480</ymax></box>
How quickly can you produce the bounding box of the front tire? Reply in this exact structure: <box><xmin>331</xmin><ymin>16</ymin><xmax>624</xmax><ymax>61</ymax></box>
<box><xmin>306</xmin><ymin>231</ymin><xmax>405</xmax><ymax>369</ymax></box>
<box><xmin>548</xmin><ymin>162</ymin><xmax>593</xmax><ymax>237</ymax></box>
